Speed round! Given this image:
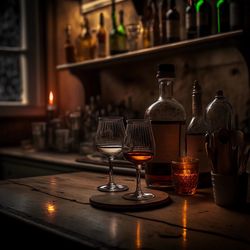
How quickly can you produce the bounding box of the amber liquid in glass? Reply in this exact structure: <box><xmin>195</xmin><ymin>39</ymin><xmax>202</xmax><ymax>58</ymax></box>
<box><xmin>124</xmin><ymin>151</ymin><xmax>153</xmax><ymax>164</ymax></box>
<box><xmin>145</xmin><ymin>120</ymin><xmax>185</xmax><ymax>190</ymax></box>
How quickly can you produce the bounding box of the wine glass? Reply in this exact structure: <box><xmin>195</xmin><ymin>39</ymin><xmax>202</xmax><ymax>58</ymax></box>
<box><xmin>123</xmin><ymin>119</ymin><xmax>155</xmax><ymax>200</ymax></box>
<box><xmin>95</xmin><ymin>117</ymin><xmax>129</xmax><ymax>192</ymax></box>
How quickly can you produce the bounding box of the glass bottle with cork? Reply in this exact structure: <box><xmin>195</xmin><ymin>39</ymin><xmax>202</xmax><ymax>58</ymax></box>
<box><xmin>166</xmin><ymin>0</ymin><xmax>180</xmax><ymax>43</ymax></box>
<box><xmin>145</xmin><ymin>64</ymin><xmax>186</xmax><ymax>189</ymax></box>
<box><xmin>76</xmin><ymin>15</ymin><xmax>96</xmax><ymax>61</ymax></box>
<box><xmin>64</xmin><ymin>24</ymin><xmax>76</xmax><ymax>63</ymax></box>
<box><xmin>97</xmin><ymin>13</ymin><xmax>107</xmax><ymax>58</ymax></box>
<box><xmin>186</xmin><ymin>80</ymin><xmax>211</xmax><ymax>187</ymax></box>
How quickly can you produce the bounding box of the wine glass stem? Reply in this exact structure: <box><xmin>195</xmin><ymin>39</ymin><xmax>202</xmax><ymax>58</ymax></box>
<box><xmin>108</xmin><ymin>156</ymin><xmax>115</xmax><ymax>186</ymax></box>
<box><xmin>135</xmin><ymin>164</ymin><xmax>143</xmax><ymax>197</ymax></box>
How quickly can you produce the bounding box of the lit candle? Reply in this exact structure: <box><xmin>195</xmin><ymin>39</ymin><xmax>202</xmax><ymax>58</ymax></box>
<box><xmin>47</xmin><ymin>91</ymin><xmax>56</xmax><ymax>111</ymax></box>
<box><xmin>47</xmin><ymin>91</ymin><xmax>56</xmax><ymax>120</ymax></box>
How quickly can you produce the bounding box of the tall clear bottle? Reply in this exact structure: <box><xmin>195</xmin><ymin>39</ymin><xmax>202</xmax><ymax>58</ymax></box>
<box><xmin>145</xmin><ymin>64</ymin><xmax>186</xmax><ymax>189</ymax></box>
<box><xmin>186</xmin><ymin>81</ymin><xmax>211</xmax><ymax>187</ymax></box>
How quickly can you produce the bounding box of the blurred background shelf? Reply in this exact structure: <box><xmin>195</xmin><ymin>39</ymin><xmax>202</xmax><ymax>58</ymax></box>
<box><xmin>57</xmin><ymin>30</ymin><xmax>243</xmax><ymax>72</ymax></box>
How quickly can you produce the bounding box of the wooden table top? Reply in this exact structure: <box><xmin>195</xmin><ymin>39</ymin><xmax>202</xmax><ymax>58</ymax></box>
<box><xmin>0</xmin><ymin>171</ymin><xmax>249</xmax><ymax>249</ymax></box>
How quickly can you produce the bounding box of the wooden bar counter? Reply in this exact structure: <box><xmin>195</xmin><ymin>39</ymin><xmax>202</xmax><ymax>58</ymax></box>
<box><xmin>0</xmin><ymin>169</ymin><xmax>249</xmax><ymax>249</ymax></box>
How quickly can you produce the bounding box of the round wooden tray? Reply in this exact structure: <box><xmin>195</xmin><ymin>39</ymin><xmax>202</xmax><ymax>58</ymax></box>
<box><xmin>89</xmin><ymin>190</ymin><xmax>171</xmax><ymax>211</ymax></box>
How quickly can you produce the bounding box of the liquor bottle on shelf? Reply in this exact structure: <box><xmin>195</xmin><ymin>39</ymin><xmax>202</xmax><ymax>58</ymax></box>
<box><xmin>117</xmin><ymin>10</ymin><xmax>128</xmax><ymax>53</ymax></box>
<box><xmin>229</xmin><ymin>0</ymin><xmax>242</xmax><ymax>31</ymax></box>
<box><xmin>110</xmin><ymin>0</ymin><xmax>127</xmax><ymax>55</ymax></box>
<box><xmin>64</xmin><ymin>24</ymin><xmax>76</xmax><ymax>63</ymax></box>
<box><xmin>186</xmin><ymin>81</ymin><xmax>211</xmax><ymax>187</ymax></box>
<box><xmin>161</xmin><ymin>0</ymin><xmax>168</xmax><ymax>44</ymax></box>
<box><xmin>185</xmin><ymin>0</ymin><xmax>197</xmax><ymax>39</ymax></box>
<box><xmin>97</xmin><ymin>13</ymin><xmax>107</xmax><ymax>58</ymax></box>
<box><xmin>145</xmin><ymin>64</ymin><xmax>186</xmax><ymax>189</ymax></box>
<box><xmin>166</xmin><ymin>0</ymin><xmax>180</xmax><ymax>43</ymax></box>
<box><xmin>76</xmin><ymin>16</ymin><xmax>96</xmax><ymax>61</ymax></box>
<box><xmin>152</xmin><ymin>0</ymin><xmax>161</xmax><ymax>46</ymax></box>
<box><xmin>205</xmin><ymin>90</ymin><xmax>234</xmax><ymax>132</ymax></box>
<box><xmin>110</xmin><ymin>0</ymin><xmax>119</xmax><ymax>55</ymax></box>
<box><xmin>216</xmin><ymin>0</ymin><xmax>230</xmax><ymax>33</ymax></box>
<box><xmin>196</xmin><ymin>0</ymin><xmax>212</xmax><ymax>37</ymax></box>
<box><xmin>142</xmin><ymin>0</ymin><xmax>153</xmax><ymax>49</ymax></box>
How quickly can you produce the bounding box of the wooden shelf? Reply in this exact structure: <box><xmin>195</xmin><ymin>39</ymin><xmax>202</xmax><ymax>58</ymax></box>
<box><xmin>57</xmin><ymin>30</ymin><xmax>243</xmax><ymax>72</ymax></box>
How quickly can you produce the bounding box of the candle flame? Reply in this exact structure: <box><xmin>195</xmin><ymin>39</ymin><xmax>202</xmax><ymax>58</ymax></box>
<box><xmin>49</xmin><ymin>91</ymin><xmax>54</xmax><ymax>105</ymax></box>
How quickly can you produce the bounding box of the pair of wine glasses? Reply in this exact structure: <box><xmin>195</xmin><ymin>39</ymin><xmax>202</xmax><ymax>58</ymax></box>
<box><xmin>95</xmin><ymin>117</ymin><xmax>155</xmax><ymax>201</ymax></box>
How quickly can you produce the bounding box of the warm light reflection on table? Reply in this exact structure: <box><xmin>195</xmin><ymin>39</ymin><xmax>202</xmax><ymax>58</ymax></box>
<box><xmin>45</xmin><ymin>202</ymin><xmax>57</xmax><ymax>217</ymax></box>
<box><xmin>110</xmin><ymin>217</ymin><xmax>118</xmax><ymax>240</ymax></box>
<box><xmin>136</xmin><ymin>220</ymin><xmax>141</xmax><ymax>249</ymax></box>
<box><xmin>182</xmin><ymin>199</ymin><xmax>188</xmax><ymax>248</ymax></box>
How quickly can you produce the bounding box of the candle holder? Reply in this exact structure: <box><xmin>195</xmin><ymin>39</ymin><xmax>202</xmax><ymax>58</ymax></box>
<box><xmin>171</xmin><ymin>157</ymin><xmax>199</xmax><ymax>195</ymax></box>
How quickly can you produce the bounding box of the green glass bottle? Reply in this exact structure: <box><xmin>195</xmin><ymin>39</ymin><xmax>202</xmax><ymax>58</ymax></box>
<box><xmin>109</xmin><ymin>0</ymin><xmax>120</xmax><ymax>55</ymax></box>
<box><xmin>216</xmin><ymin>0</ymin><xmax>230</xmax><ymax>33</ymax></box>
<box><xmin>117</xmin><ymin>10</ymin><xmax>128</xmax><ymax>53</ymax></box>
<box><xmin>196</xmin><ymin>0</ymin><xmax>212</xmax><ymax>37</ymax></box>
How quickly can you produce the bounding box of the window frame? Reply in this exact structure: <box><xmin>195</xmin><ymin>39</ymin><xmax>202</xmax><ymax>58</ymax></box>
<box><xmin>0</xmin><ymin>0</ymin><xmax>45</xmax><ymax>117</ymax></box>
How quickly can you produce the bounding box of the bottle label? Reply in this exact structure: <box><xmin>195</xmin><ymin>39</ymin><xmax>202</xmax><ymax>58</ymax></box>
<box><xmin>151</xmin><ymin>121</ymin><xmax>182</xmax><ymax>163</ymax></box>
<box><xmin>167</xmin><ymin>19</ymin><xmax>180</xmax><ymax>40</ymax></box>
<box><xmin>186</xmin><ymin>134</ymin><xmax>211</xmax><ymax>173</ymax></box>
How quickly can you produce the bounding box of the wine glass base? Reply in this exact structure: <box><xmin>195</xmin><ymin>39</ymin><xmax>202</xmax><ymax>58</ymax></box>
<box><xmin>123</xmin><ymin>192</ymin><xmax>155</xmax><ymax>201</ymax></box>
<box><xmin>98</xmin><ymin>183</ymin><xmax>129</xmax><ymax>192</ymax></box>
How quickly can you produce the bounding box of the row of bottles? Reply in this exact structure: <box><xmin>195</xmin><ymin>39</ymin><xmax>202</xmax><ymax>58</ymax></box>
<box><xmin>141</xmin><ymin>0</ymin><xmax>242</xmax><ymax>46</ymax></box>
<box><xmin>145</xmin><ymin>63</ymin><xmax>234</xmax><ymax>189</ymax></box>
<box><xmin>64</xmin><ymin>0</ymin><xmax>127</xmax><ymax>63</ymax></box>
<box><xmin>64</xmin><ymin>0</ymin><xmax>243</xmax><ymax>63</ymax></box>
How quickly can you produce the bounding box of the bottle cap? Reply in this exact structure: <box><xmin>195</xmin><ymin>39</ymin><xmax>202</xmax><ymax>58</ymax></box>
<box><xmin>157</xmin><ymin>64</ymin><xmax>175</xmax><ymax>78</ymax></box>
<box><xmin>216</xmin><ymin>90</ymin><xmax>224</xmax><ymax>98</ymax></box>
<box><xmin>192</xmin><ymin>80</ymin><xmax>201</xmax><ymax>95</ymax></box>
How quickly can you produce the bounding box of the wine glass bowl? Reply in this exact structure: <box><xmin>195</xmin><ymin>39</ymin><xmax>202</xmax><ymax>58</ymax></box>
<box><xmin>95</xmin><ymin>117</ymin><xmax>128</xmax><ymax>192</ymax></box>
<box><xmin>123</xmin><ymin>119</ymin><xmax>155</xmax><ymax>201</ymax></box>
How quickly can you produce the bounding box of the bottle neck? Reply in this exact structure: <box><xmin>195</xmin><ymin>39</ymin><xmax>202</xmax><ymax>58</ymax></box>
<box><xmin>170</xmin><ymin>0</ymin><xmax>176</xmax><ymax>9</ymax></box>
<box><xmin>111</xmin><ymin>0</ymin><xmax>117</xmax><ymax>30</ymax></box>
<box><xmin>192</xmin><ymin>93</ymin><xmax>203</xmax><ymax>117</ymax></box>
<box><xmin>158</xmin><ymin>78</ymin><xmax>174</xmax><ymax>100</ymax></box>
<box><xmin>100</xmin><ymin>14</ymin><xmax>104</xmax><ymax>27</ymax></box>
<box><xmin>188</xmin><ymin>0</ymin><xmax>195</xmax><ymax>7</ymax></box>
